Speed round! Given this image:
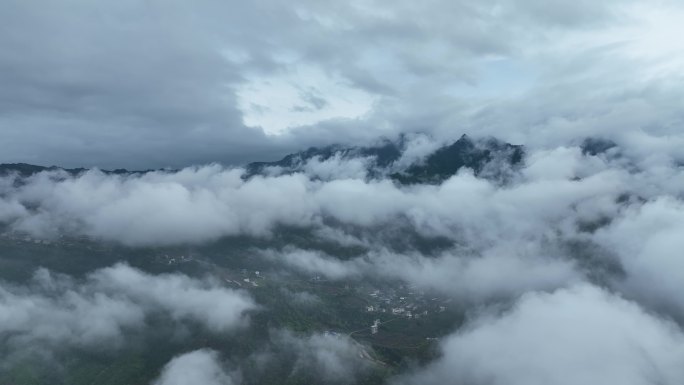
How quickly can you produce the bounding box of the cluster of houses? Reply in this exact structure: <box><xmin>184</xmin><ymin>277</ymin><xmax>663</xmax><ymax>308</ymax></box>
<box><xmin>1</xmin><ymin>233</ymin><xmax>52</xmax><ymax>245</ymax></box>
<box><xmin>224</xmin><ymin>269</ymin><xmax>263</xmax><ymax>288</ymax></box>
<box><xmin>366</xmin><ymin>304</ymin><xmax>430</xmax><ymax>319</ymax></box>
<box><xmin>371</xmin><ymin>319</ymin><xmax>380</xmax><ymax>334</ymax></box>
<box><xmin>157</xmin><ymin>254</ymin><xmax>194</xmax><ymax>265</ymax></box>
<box><xmin>0</xmin><ymin>231</ymin><xmax>105</xmax><ymax>249</ymax></box>
<box><xmin>364</xmin><ymin>287</ymin><xmax>449</xmax><ymax>322</ymax></box>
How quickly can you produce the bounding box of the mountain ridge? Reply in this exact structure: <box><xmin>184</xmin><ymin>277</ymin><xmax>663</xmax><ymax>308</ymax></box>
<box><xmin>0</xmin><ymin>163</ymin><xmax>155</xmax><ymax>178</ymax></box>
<box><xmin>1</xmin><ymin>135</ymin><xmax>527</xmax><ymax>184</ymax></box>
<box><xmin>244</xmin><ymin>134</ymin><xmax>526</xmax><ymax>184</ymax></box>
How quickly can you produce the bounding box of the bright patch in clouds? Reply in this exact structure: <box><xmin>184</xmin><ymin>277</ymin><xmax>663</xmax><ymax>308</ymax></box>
<box><xmin>621</xmin><ymin>3</ymin><xmax>684</xmax><ymax>77</ymax></box>
<box><xmin>236</xmin><ymin>65</ymin><xmax>376</xmax><ymax>135</ymax></box>
<box><xmin>565</xmin><ymin>1</ymin><xmax>684</xmax><ymax>80</ymax></box>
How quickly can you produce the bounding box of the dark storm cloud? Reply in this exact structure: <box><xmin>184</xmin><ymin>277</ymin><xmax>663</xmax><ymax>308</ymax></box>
<box><xmin>0</xmin><ymin>0</ymin><xmax>273</xmax><ymax>168</ymax></box>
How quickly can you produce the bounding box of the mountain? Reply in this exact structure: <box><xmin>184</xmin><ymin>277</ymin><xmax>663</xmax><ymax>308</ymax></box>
<box><xmin>0</xmin><ymin>163</ymin><xmax>87</xmax><ymax>177</ymax></box>
<box><xmin>0</xmin><ymin>163</ymin><xmax>151</xmax><ymax>178</ymax></box>
<box><xmin>0</xmin><ymin>135</ymin><xmax>526</xmax><ymax>184</ymax></box>
<box><xmin>244</xmin><ymin>139</ymin><xmax>403</xmax><ymax>179</ymax></box>
<box><xmin>245</xmin><ymin>134</ymin><xmax>525</xmax><ymax>184</ymax></box>
<box><xmin>390</xmin><ymin>135</ymin><xmax>524</xmax><ymax>184</ymax></box>
<box><xmin>580</xmin><ymin>138</ymin><xmax>617</xmax><ymax>156</ymax></box>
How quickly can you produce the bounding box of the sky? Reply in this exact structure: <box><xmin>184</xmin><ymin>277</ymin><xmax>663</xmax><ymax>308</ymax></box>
<box><xmin>1</xmin><ymin>0</ymin><xmax>683</xmax><ymax>168</ymax></box>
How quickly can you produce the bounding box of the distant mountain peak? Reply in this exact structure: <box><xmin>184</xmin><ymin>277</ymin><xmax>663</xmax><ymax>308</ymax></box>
<box><xmin>244</xmin><ymin>135</ymin><xmax>525</xmax><ymax>184</ymax></box>
<box><xmin>581</xmin><ymin>137</ymin><xmax>618</xmax><ymax>156</ymax></box>
<box><xmin>390</xmin><ymin>135</ymin><xmax>524</xmax><ymax>184</ymax></box>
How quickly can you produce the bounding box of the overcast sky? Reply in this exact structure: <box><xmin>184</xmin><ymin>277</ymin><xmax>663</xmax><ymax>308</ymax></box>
<box><xmin>1</xmin><ymin>0</ymin><xmax>683</xmax><ymax>168</ymax></box>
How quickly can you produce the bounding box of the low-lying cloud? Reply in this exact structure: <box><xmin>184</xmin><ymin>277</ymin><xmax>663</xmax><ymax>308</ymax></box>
<box><xmin>268</xmin><ymin>247</ymin><xmax>580</xmax><ymax>303</ymax></box>
<box><xmin>0</xmin><ymin>264</ymin><xmax>255</xmax><ymax>352</ymax></box>
<box><xmin>153</xmin><ymin>349</ymin><xmax>237</xmax><ymax>385</ymax></box>
<box><xmin>594</xmin><ymin>197</ymin><xmax>684</xmax><ymax>319</ymax></box>
<box><xmin>252</xmin><ymin>330</ymin><xmax>371</xmax><ymax>384</ymax></box>
<box><xmin>395</xmin><ymin>285</ymin><xmax>684</xmax><ymax>385</ymax></box>
<box><xmin>0</xmin><ymin>142</ymin><xmax>642</xmax><ymax>248</ymax></box>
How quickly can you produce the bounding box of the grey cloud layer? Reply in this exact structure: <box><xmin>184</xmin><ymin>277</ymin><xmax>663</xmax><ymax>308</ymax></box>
<box><xmin>2</xmin><ymin>0</ymin><xmax>680</xmax><ymax>168</ymax></box>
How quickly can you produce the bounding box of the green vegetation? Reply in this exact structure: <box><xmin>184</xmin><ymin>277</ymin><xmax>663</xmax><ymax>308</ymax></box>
<box><xmin>0</xmin><ymin>229</ymin><xmax>466</xmax><ymax>385</ymax></box>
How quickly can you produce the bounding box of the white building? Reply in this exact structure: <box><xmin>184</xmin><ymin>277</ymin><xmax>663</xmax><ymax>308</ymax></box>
<box><xmin>371</xmin><ymin>319</ymin><xmax>380</xmax><ymax>334</ymax></box>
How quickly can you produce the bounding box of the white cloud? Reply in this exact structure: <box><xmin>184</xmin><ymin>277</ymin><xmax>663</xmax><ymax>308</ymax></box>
<box><xmin>236</xmin><ymin>65</ymin><xmax>376</xmax><ymax>136</ymax></box>
<box><xmin>0</xmin><ymin>264</ymin><xmax>255</xmax><ymax>350</ymax></box>
<box><xmin>396</xmin><ymin>284</ymin><xmax>684</xmax><ymax>385</ymax></box>
<box><xmin>595</xmin><ymin>197</ymin><xmax>684</xmax><ymax>318</ymax></box>
<box><xmin>270</xmin><ymin>246</ymin><xmax>579</xmax><ymax>302</ymax></box>
<box><xmin>272</xmin><ymin>331</ymin><xmax>370</xmax><ymax>383</ymax></box>
<box><xmin>372</xmin><ymin>247</ymin><xmax>580</xmax><ymax>301</ymax></box>
<box><xmin>274</xmin><ymin>249</ymin><xmax>364</xmax><ymax>280</ymax></box>
<box><xmin>0</xmin><ymin>150</ymin><xmax>634</xmax><ymax>249</ymax></box>
<box><xmin>91</xmin><ymin>264</ymin><xmax>255</xmax><ymax>332</ymax></box>
<box><xmin>153</xmin><ymin>349</ymin><xmax>236</xmax><ymax>385</ymax></box>
<box><xmin>301</xmin><ymin>153</ymin><xmax>373</xmax><ymax>180</ymax></box>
